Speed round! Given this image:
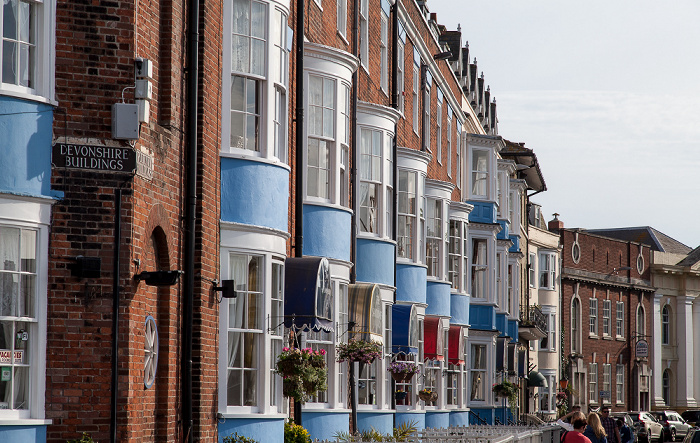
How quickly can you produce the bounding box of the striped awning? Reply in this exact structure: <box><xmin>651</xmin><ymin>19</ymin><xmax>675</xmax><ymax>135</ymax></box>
<box><xmin>392</xmin><ymin>304</ymin><xmax>418</xmax><ymax>354</ymax></box>
<box><xmin>284</xmin><ymin>257</ymin><xmax>334</xmax><ymax>332</ymax></box>
<box><xmin>423</xmin><ymin>316</ymin><xmax>444</xmax><ymax>361</ymax></box>
<box><xmin>348</xmin><ymin>283</ymin><xmax>383</xmax><ymax>344</ymax></box>
<box><xmin>448</xmin><ymin>325</ymin><xmax>464</xmax><ymax>365</ymax></box>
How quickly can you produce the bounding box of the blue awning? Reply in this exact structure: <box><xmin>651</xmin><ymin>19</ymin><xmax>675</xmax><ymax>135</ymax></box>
<box><xmin>348</xmin><ymin>283</ymin><xmax>383</xmax><ymax>344</ymax></box>
<box><xmin>284</xmin><ymin>257</ymin><xmax>334</xmax><ymax>332</ymax></box>
<box><xmin>392</xmin><ymin>304</ymin><xmax>418</xmax><ymax>354</ymax></box>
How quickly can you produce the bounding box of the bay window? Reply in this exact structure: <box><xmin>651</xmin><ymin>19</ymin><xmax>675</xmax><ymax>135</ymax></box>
<box><xmin>0</xmin><ymin>227</ymin><xmax>36</xmax><ymax>414</ymax></box>
<box><xmin>471</xmin><ymin>149</ymin><xmax>489</xmax><ymax>198</ymax></box>
<box><xmin>471</xmin><ymin>238</ymin><xmax>487</xmax><ymax>299</ymax></box>
<box><xmin>539</xmin><ymin>251</ymin><xmax>555</xmax><ymax>290</ymax></box>
<box><xmin>425</xmin><ymin>197</ymin><xmax>441</xmax><ymax>278</ymax></box>
<box><xmin>230</xmin><ymin>0</ymin><xmax>267</xmax><ymax>152</ymax></box>
<box><xmin>1</xmin><ymin>0</ymin><xmax>55</xmax><ymax>98</ymax></box>
<box><xmin>397</xmin><ymin>170</ymin><xmax>416</xmax><ymax>260</ymax></box>
<box><xmin>470</xmin><ymin>344</ymin><xmax>486</xmax><ymax>401</ymax></box>
<box><xmin>307</xmin><ymin>75</ymin><xmax>335</xmax><ymax>200</ymax></box>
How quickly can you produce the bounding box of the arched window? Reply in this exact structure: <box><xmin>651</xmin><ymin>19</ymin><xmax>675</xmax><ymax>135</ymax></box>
<box><xmin>571</xmin><ymin>297</ymin><xmax>581</xmax><ymax>353</ymax></box>
<box><xmin>662</xmin><ymin>369</ymin><xmax>671</xmax><ymax>405</ymax></box>
<box><xmin>636</xmin><ymin>305</ymin><xmax>646</xmax><ymax>336</ymax></box>
<box><xmin>662</xmin><ymin>305</ymin><xmax>670</xmax><ymax>345</ymax></box>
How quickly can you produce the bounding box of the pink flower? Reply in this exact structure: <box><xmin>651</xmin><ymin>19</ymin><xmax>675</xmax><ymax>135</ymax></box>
<box><xmin>282</xmin><ymin>347</ymin><xmax>289</xmax><ymax>352</ymax></box>
<box><xmin>319</xmin><ymin>349</ymin><xmax>326</xmax><ymax>355</ymax></box>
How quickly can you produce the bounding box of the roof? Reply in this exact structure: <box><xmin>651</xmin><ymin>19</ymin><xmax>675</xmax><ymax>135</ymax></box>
<box><xmin>500</xmin><ymin>139</ymin><xmax>547</xmax><ymax>192</ymax></box>
<box><xmin>439</xmin><ymin>30</ymin><xmax>461</xmax><ymax>63</ymax></box>
<box><xmin>585</xmin><ymin>227</ymin><xmax>692</xmax><ymax>254</ymax></box>
<box><xmin>676</xmin><ymin>245</ymin><xmax>700</xmax><ymax>267</ymax></box>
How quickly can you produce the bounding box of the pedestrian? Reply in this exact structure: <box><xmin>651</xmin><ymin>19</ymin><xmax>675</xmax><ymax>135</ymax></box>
<box><xmin>584</xmin><ymin>412</ymin><xmax>608</xmax><ymax>443</ymax></box>
<box><xmin>600</xmin><ymin>408</ymin><xmax>621</xmax><ymax>443</ymax></box>
<box><xmin>558</xmin><ymin>409</ymin><xmax>580</xmax><ymax>431</ymax></box>
<box><xmin>561</xmin><ymin>412</ymin><xmax>593</xmax><ymax>443</ymax></box>
<box><xmin>617</xmin><ymin>418</ymin><xmax>632</xmax><ymax>443</ymax></box>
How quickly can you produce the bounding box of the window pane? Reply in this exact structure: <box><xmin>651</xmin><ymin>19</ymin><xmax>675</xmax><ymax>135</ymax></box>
<box><xmin>232</xmin><ymin>0</ymin><xmax>250</xmax><ymax>34</ymax></box>
<box><xmin>231</xmin><ymin>36</ymin><xmax>249</xmax><ymax>73</ymax></box>
<box><xmin>13</xmin><ymin>366</ymin><xmax>28</xmax><ymax>410</ymax></box>
<box><xmin>250</xmin><ymin>39</ymin><xmax>265</xmax><ymax>76</ymax></box>
<box><xmin>3</xmin><ymin>0</ymin><xmax>18</xmax><ymax>39</ymax></box>
<box><xmin>230</xmin><ymin>112</ymin><xmax>244</xmax><ymax>148</ymax></box>
<box><xmin>251</xmin><ymin>1</ymin><xmax>266</xmax><ymax>38</ymax></box>
<box><xmin>227</xmin><ymin>369</ymin><xmax>242</xmax><ymax>405</ymax></box>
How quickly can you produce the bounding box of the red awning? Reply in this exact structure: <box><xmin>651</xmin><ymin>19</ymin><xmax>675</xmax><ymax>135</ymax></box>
<box><xmin>423</xmin><ymin>316</ymin><xmax>444</xmax><ymax>361</ymax></box>
<box><xmin>448</xmin><ymin>325</ymin><xmax>464</xmax><ymax>365</ymax></box>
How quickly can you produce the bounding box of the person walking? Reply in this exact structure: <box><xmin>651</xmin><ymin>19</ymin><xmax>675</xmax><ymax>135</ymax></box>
<box><xmin>617</xmin><ymin>418</ymin><xmax>632</xmax><ymax>443</ymax></box>
<box><xmin>562</xmin><ymin>412</ymin><xmax>593</xmax><ymax>443</ymax></box>
<box><xmin>600</xmin><ymin>408</ymin><xmax>621</xmax><ymax>443</ymax></box>
<box><xmin>584</xmin><ymin>412</ymin><xmax>608</xmax><ymax>443</ymax></box>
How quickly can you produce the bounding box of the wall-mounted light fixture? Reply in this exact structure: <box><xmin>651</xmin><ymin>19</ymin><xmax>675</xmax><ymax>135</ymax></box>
<box><xmin>213</xmin><ymin>279</ymin><xmax>236</xmax><ymax>301</ymax></box>
<box><xmin>134</xmin><ymin>270</ymin><xmax>183</xmax><ymax>286</ymax></box>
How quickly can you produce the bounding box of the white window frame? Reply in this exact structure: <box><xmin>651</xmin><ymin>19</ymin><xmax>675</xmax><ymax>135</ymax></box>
<box><xmin>380</xmin><ymin>10</ymin><xmax>388</xmax><ymax>92</ymax></box>
<box><xmin>470</xmin><ymin>148</ymin><xmax>489</xmax><ymax>199</ymax></box>
<box><xmin>412</xmin><ymin>64</ymin><xmax>419</xmax><ymax>133</ymax></box>
<box><xmin>588</xmin><ymin>363</ymin><xmax>598</xmax><ymax>405</ymax></box>
<box><xmin>0</xmin><ymin>221</ymin><xmax>48</xmax><ymax>420</ymax></box>
<box><xmin>423</xmin><ymin>81</ymin><xmax>431</xmax><ymax>152</ymax></box>
<box><xmin>469</xmin><ymin>342</ymin><xmax>489</xmax><ymax>403</ymax></box>
<box><xmin>436</xmin><ymin>97</ymin><xmax>442</xmax><ymax>163</ymax></box>
<box><xmin>539</xmin><ymin>251</ymin><xmax>555</xmax><ymax>290</ymax></box>
<box><xmin>602</xmin><ymin>299</ymin><xmax>611</xmax><ymax>337</ymax></box>
<box><xmin>271</xmin><ymin>7</ymin><xmax>289</xmax><ymax>163</ymax></box>
<box><xmin>602</xmin><ymin>363</ymin><xmax>611</xmax><ymax>405</ymax></box>
<box><xmin>448</xmin><ymin>219</ymin><xmax>467</xmax><ymax>292</ymax></box>
<box><xmin>359</xmin><ymin>0</ymin><xmax>368</xmax><ymax>70</ymax></box>
<box><xmin>359</xmin><ymin>128</ymin><xmax>382</xmax><ymax>234</ymax></box>
<box><xmin>615</xmin><ymin>364</ymin><xmax>624</xmax><ymax>405</ymax></box>
<box><xmin>336</xmin><ymin>0</ymin><xmax>346</xmax><ymax>38</ymax></box>
<box><xmin>425</xmin><ymin>197</ymin><xmax>442</xmax><ymax>278</ymax></box>
<box><xmin>662</xmin><ymin>304</ymin><xmax>670</xmax><ymax>345</ymax></box>
<box><xmin>589</xmin><ymin>297</ymin><xmax>598</xmax><ymax>336</ymax></box>
<box><xmin>616</xmin><ymin>301</ymin><xmax>624</xmax><ymax>338</ymax></box>
<box><xmin>637</xmin><ymin>304</ymin><xmax>645</xmax><ymax>337</ymax></box>
<box><xmin>397</xmin><ymin>38</ymin><xmax>404</xmax><ymax>114</ymax></box>
<box><xmin>470</xmin><ymin>237</ymin><xmax>488</xmax><ymax>300</ymax></box>
<box><xmin>529</xmin><ymin>252</ymin><xmax>536</xmax><ymax>288</ymax></box>
<box><xmin>0</xmin><ymin>0</ymin><xmax>55</xmax><ymax>102</ymax></box>
<box><xmin>571</xmin><ymin>295</ymin><xmax>582</xmax><ymax>353</ymax></box>
<box><xmin>446</xmin><ymin>112</ymin><xmax>452</xmax><ymax>177</ymax></box>
<box><xmin>540</xmin><ymin>310</ymin><xmax>556</xmax><ymax>352</ymax></box>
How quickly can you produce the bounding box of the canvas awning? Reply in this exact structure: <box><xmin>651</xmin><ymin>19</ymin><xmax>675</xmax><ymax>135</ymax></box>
<box><xmin>423</xmin><ymin>316</ymin><xmax>444</xmax><ymax>361</ymax></box>
<box><xmin>284</xmin><ymin>257</ymin><xmax>334</xmax><ymax>332</ymax></box>
<box><xmin>392</xmin><ymin>304</ymin><xmax>418</xmax><ymax>354</ymax></box>
<box><xmin>348</xmin><ymin>283</ymin><xmax>383</xmax><ymax>344</ymax></box>
<box><xmin>528</xmin><ymin>370</ymin><xmax>548</xmax><ymax>388</ymax></box>
<box><xmin>448</xmin><ymin>325</ymin><xmax>464</xmax><ymax>365</ymax></box>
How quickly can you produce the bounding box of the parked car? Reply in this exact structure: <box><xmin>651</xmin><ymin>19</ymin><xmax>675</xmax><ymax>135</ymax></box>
<box><xmin>681</xmin><ymin>411</ymin><xmax>700</xmax><ymax>428</ymax></box>
<box><xmin>652</xmin><ymin>411</ymin><xmax>692</xmax><ymax>442</ymax></box>
<box><xmin>682</xmin><ymin>428</ymin><xmax>700</xmax><ymax>443</ymax></box>
<box><xmin>629</xmin><ymin>411</ymin><xmax>665</xmax><ymax>443</ymax></box>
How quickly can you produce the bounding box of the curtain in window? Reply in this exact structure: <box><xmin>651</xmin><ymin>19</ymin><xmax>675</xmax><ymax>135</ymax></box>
<box><xmin>470</xmin><ymin>345</ymin><xmax>483</xmax><ymax>400</ymax></box>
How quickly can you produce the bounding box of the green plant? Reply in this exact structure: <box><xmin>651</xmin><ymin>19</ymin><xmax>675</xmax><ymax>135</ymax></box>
<box><xmin>333</xmin><ymin>421</ymin><xmax>417</xmax><ymax>442</ymax></box>
<box><xmin>276</xmin><ymin>347</ymin><xmax>328</xmax><ymax>403</ymax></box>
<box><xmin>336</xmin><ymin>339</ymin><xmax>382</xmax><ymax>364</ymax></box>
<box><xmin>222</xmin><ymin>432</ymin><xmax>259</xmax><ymax>443</ymax></box>
<box><xmin>492</xmin><ymin>379</ymin><xmax>519</xmax><ymax>413</ymax></box>
<box><xmin>284</xmin><ymin>422</ymin><xmax>311</xmax><ymax>443</ymax></box>
<box><xmin>67</xmin><ymin>433</ymin><xmax>95</xmax><ymax>443</ymax></box>
<box><xmin>393</xmin><ymin>420</ymin><xmax>418</xmax><ymax>440</ymax></box>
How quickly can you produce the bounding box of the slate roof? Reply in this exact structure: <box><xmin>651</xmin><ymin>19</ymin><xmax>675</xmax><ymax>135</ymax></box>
<box><xmin>500</xmin><ymin>139</ymin><xmax>546</xmax><ymax>192</ymax></box>
<box><xmin>585</xmin><ymin>227</ymin><xmax>692</xmax><ymax>254</ymax></box>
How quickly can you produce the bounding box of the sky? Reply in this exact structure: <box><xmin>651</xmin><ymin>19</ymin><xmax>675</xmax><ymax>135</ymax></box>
<box><xmin>427</xmin><ymin>0</ymin><xmax>700</xmax><ymax>248</ymax></box>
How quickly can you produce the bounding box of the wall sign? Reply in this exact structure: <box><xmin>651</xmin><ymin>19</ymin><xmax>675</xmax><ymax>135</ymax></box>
<box><xmin>636</xmin><ymin>339</ymin><xmax>649</xmax><ymax>358</ymax></box>
<box><xmin>0</xmin><ymin>350</ymin><xmax>23</xmax><ymax>364</ymax></box>
<box><xmin>52</xmin><ymin>143</ymin><xmax>137</xmax><ymax>173</ymax></box>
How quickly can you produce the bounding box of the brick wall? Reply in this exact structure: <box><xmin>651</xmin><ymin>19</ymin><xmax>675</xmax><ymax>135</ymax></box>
<box><xmin>50</xmin><ymin>0</ymin><xmax>220</xmax><ymax>440</ymax></box>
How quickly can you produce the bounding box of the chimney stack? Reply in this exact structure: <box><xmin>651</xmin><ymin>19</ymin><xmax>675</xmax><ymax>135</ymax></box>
<box><xmin>548</xmin><ymin>213</ymin><xmax>564</xmax><ymax>233</ymax></box>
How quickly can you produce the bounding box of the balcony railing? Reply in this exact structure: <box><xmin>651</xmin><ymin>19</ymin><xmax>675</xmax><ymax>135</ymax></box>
<box><xmin>519</xmin><ymin>305</ymin><xmax>547</xmax><ymax>336</ymax></box>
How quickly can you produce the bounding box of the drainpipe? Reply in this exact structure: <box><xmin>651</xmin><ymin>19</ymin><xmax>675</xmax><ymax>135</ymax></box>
<box><xmin>182</xmin><ymin>0</ymin><xmax>200</xmax><ymax>438</ymax></box>
<box><xmin>109</xmin><ymin>188</ymin><xmax>122</xmax><ymax>443</ymax></box>
<box><xmin>349</xmin><ymin>0</ymin><xmax>359</xmax><ymax>432</ymax></box>
<box><xmin>390</xmin><ymin>0</ymin><xmax>399</xmax><ymax>419</ymax></box>
<box><xmin>293</xmin><ymin>0</ymin><xmax>305</xmax><ymax>426</ymax></box>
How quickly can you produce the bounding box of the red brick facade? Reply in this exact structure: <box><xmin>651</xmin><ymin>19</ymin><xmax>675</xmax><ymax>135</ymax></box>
<box><xmin>558</xmin><ymin>227</ymin><xmax>654</xmax><ymax>412</ymax></box>
<box><xmin>49</xmin><ymin>0</ymin><xmax>220</xmax><ymax>440</ymax></box>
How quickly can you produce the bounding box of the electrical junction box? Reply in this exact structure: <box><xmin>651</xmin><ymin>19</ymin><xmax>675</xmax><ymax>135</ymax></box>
<box><xmin>112</xmin><ymin>103</ymin><xmax>139</xmax><ymax>140</ymax></box>
<box><xmin>136</xmin><ymin>99</ymin><xmax>150</xmax><ymax>124</ymax></box>
<box><xmin>134</xmin><ymin>58</ymin><xmax>153</xmax><ymax>79</ymax></box>
<box><xmin>135</xmin><ymin>79</ymin><xmax>153</xmax><ymax>100</ymax></box>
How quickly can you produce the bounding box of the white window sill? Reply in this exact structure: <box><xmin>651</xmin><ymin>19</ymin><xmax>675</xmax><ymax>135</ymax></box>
<box><xmin>217</xmin><ymin>412</ymin><xmax>287</xmax><ymax>419</ymax></box>
<box><xmin>0</xmin><ymin>419</ymin><xmax>52</xmax><ymax>426</ymax></box>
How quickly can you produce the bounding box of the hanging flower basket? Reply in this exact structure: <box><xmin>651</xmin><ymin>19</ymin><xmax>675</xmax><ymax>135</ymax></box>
<box><xmin>387</xmin><ymin>361</ymin><xmax>419</xmax><ymax>383</ymax></box>
<box><xmin>418</xmin><ymin>389</ymin><xmax>437</xmax><ymax>402</ymax></box>
<box><xmin>492</xmin><ymin>380</ymin><xmax>519</xmax><ymax>412</ymax></box>
<box><xmin>337</xmin><ymin>339</ymin><xmax>382</xmax><ymax>364</ymax></box>
<box><xmin>276</xmin><ymin>347</ymin><xmax>328</xmax><ymax>403</ymax></box>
